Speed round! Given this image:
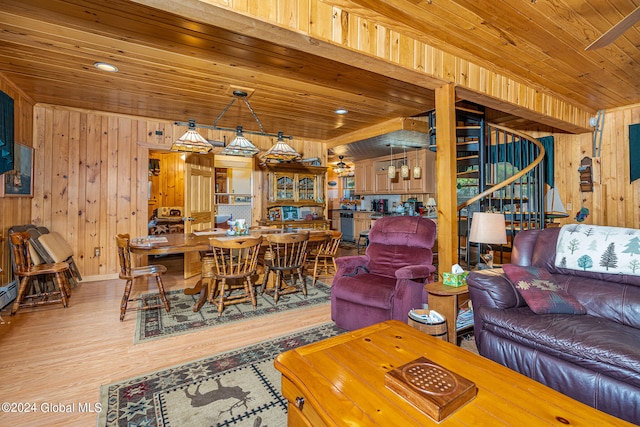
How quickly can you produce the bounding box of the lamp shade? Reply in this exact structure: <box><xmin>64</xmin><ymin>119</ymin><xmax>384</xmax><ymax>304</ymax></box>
<box><xmin>221</xmin><ymin>126</ymin><xmax>260</xmax><ymax>157</ymax></box>
<box><xmin>426</xmin><ymin>197</ymin><xmax>437</xmax><ymax>207</ymax></box>
<box><xmin>400</xmin><ymin>163</ymin><xmax>409</xmax><ymax>178</ymax></box>
<box><xmin>171</xmin><ymin>120</ymin><xmax>213</xmax><ymax>153</ymax></box>
<box><xmin>413</xmin><ymin>164</ymin><xmax>422</xmax><ymax>179</ymax></box>
<box><xmin>262</xmin><ymin>132</ymin><xmax>301</xmax><ymax>161</ymax></box>
<box><xmin>469</xmin><ymin>212</ymin><xmax>507</xmax><ymax>244</ymax></box>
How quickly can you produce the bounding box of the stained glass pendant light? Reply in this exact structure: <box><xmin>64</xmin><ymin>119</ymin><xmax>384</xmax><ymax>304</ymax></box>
<box><xmin>171</xmin><ymin>119</ymin><xmax>213</xmax><ymax>153</ymax></box>
<box><xmin>261</xmin><ymin>131</ymin><xmax>301</xmax><ymax>161</ymax></box>
<box><xmin>222</xmin><ymin>126</ymin><xmax>260</xmax><ymax>157</ymax></box>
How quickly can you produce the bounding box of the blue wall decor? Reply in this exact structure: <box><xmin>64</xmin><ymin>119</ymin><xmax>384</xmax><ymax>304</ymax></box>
<box><xmin>0</xmin><ymin>90</ymin><xmax>14</xmax><ymax>175</ymax></box>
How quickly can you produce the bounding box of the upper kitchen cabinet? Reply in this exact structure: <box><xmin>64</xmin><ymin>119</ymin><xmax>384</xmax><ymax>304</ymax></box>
<box><xmin>354</xmin><ymin>160</ymin><xmax>374</xmax><ymax>194</ymax></box>
<box><xmin>357</xmin><ymin>149</ymin><xmax>434</xmax><ymax>195</ymax></box>
<box><xmin>407</xmin><ymin>149</ymin><xmax>435</xmax><ymax>193</ymax></box>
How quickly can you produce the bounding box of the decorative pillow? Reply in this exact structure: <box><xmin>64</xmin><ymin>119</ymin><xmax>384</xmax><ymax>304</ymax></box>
<box><xmin>503</xmin><ymin>264</ymin><xmax>586</xmax><ymax>315</ymax></box>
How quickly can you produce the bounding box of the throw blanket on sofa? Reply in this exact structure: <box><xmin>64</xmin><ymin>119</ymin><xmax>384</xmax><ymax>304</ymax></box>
<box><xmin>555</xmin><ymin>224</ymin><xmax>640</xmax><ymax>275</ymax></box>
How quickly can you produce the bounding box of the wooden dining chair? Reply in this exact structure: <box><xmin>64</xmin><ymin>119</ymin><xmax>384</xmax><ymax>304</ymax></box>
<box><xmin>207</xmin><ymin>235</ymin><xmax>263</xmax><ymax>316</ymax></box>
<box><xmin>261</xmin><ymin>231</ymin><xmax>309</xmax><ymax>303</ymax></box>
<box><xmin>311</xmin><ymin>230</ymin><xmax>342</xmax><ymax>286</ymax></box>
<box><xmin>8</xmin><ymin>231</ymin><xmax>71</xmax><ymax>315</ymax></box>
<box><xmin>116</xmin><ymin>234</ymin><xmax>170</xmax><ymax>321</ymax></box>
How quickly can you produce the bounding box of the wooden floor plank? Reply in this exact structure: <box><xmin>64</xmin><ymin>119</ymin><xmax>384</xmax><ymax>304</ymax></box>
<box><xmin>0</xmin><ymin>254</ymin><xmax>338</xmax><ymax>426</ymax></box>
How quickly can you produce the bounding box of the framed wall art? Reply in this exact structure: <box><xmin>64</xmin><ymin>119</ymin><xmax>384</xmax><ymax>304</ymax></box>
<box><xmin>0</xmin><ymin>143</ymin><xmax>34</xmax><ymax>197</ymax></box>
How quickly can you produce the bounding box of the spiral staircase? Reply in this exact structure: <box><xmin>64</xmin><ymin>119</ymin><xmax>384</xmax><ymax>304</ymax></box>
<box><xmin>428</xmin><ymin>102</ymin><xmax>547</xmax><ymax>267</ymax></box>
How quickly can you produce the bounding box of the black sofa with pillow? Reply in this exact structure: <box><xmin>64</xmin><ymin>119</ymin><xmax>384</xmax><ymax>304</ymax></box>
<box><xmin>467</xmin><ymin>225</ymin><xmax>640</xmax><ymax>424</ymax></box>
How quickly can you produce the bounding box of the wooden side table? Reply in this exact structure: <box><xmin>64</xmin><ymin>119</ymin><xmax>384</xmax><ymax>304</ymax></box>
<box><xmin>425</xmin><ymin>281</ymin><xmax>470</xmax><ymax>345</ymax></box>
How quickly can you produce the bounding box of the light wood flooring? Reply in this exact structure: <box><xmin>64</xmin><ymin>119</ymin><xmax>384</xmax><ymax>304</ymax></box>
<box><xmin>0</xmin><ymin>251</ymin><xmax>350</xmax><ymax>426</ymax></box>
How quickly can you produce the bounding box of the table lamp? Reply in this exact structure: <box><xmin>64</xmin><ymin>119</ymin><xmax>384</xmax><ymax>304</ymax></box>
<box><xmin>469</xmin><ymin>212</ymin><xmax>507</xmax><ymax>268</ymax></box>
<box><xmin>426</xmin><ymin>197</ymin><xmax>437</xmax><ymax>216</ymax></box>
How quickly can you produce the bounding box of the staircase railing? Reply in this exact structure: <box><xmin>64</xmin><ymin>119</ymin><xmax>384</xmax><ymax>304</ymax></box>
<box><xmin>457</xmin><ymin>123</ymin><xmax>546</xmax><ymax>266</ymax></box>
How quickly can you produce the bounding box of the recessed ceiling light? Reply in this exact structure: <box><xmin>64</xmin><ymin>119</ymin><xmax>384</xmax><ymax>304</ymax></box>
<box><xmin>334</xmin><ymin>108</ymin><xmax>348</xmax><ymax>115</ymax></box>
<box><xmin>94</xmin><ymin>62</ymin><xmax>118</xmax><ymax>73</ymax></box>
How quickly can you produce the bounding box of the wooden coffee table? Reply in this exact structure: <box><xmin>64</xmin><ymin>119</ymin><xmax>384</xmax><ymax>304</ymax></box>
<box><xmin>275</xmin><ymin>320</ymin><xmax>632</xmax><ymax>426</ymax></box>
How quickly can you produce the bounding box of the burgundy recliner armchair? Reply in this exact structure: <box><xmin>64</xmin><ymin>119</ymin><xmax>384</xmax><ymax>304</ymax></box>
<box><xmin>331</xmin><ymin>216</ymin><xmax>437</xmax><ymax>330</ymax></box>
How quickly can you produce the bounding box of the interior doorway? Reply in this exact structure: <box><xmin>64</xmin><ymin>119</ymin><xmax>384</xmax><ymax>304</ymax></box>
<box><xmin>148</xmin><ymin>150</ymin><xmax>186</xmax><ymax>270</ymax></box>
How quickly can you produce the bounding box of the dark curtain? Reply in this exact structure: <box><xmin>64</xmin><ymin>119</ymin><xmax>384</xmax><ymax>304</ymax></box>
<box><xmin>630</xmin><ymin>124</ymin><xmax>640</xmax><ymax>183</ymax></box>
<box><xmin>0</xmin><ymin>91</ymin><xmax>14</xmax><ymax>175</ymax></box>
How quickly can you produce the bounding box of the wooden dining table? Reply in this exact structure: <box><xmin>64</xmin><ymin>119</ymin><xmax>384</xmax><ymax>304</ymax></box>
<box><xmin>129</xmin><ymin>228</ymin><xmax>331</xmax><ymax>311</ymax></box>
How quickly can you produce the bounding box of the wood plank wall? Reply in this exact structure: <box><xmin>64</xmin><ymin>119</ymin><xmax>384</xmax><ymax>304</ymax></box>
<box><xmin>0</xmin><ymin>74</ymin><xmax>34</xmax><ymax>286</ymax></box>
<box><xmin>533</xmin><ymin>103</ymin><xmax>640</xmax><ymax>229</ymax></box>
<box><xmin>203</xmin><ymin>0</ymin><xmax>591</xmax><ymax>133</ymax></box>
<box><xmin>28</xmin><ymin>104</ymin><xmax>326</xmax><ymax>280</ymax></box>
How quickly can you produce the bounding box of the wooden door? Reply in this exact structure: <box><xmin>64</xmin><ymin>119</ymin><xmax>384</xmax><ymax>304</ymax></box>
<box><xmin>183</xmin><ymin>153</ymin><xmax>214</xmax><ymax>278</ymax></box>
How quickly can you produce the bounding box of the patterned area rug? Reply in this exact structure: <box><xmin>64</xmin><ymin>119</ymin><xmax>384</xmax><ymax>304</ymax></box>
<box><xmin>135</xmin><ymin>278</ymin><xmax>331</xmax><ymax>343</ymax></box>
<box><xmin>98</xmin><ymin>323</ymin><xmax>345</xmax><ymax>427</ymax></box>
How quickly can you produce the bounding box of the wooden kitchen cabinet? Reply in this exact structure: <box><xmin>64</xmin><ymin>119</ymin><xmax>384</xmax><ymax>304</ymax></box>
<box><xmin>353</xmin><ymin>211</ymin><xmax>372</xmax><ymax>238</ymax></box>
<box><xmin>331</xmin><ymin>209</ymin><xmax>341</xmax><ymax>231</ymax></box>
<box><xmin>354</xmin><ymin>160</ymin><xmax>374</xmax><ymax>194</ymax></box>
<box><xmin>368</xmin><ymin>149</ymin><xmax>435</xmax><ymax>195</ymax></box>
<box><xmin>406</xmin><ymin>149</ymin><xmax>436</xmax><ymax>193</ymax></box>
<box><xmin>374</xmin><ymin>160</ymin><xmax>390</xmax><ymax>193</ymax></box>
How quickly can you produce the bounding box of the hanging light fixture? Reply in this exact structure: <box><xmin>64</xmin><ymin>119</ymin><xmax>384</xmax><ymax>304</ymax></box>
<box><xmin>171</xmin><ymin>119</ymin><xmax>215</xmax><ymax>153</ymax></box>
<box><xmin>388</xmin><ymin>145</ymin><xmax>396</xmax><ymax>179</ymax></box>
<box><xmin>413</xmin><ymin>146</ymin><xmax>422</xmax><ymax>179</ymax></box>
<box><xmin>333</xmin><ymin>155</ymin><xmax>353</xmax><ymax>176</ymax></box>
<box><xmin>174</xmin><ymin>89</ymin><xmax>295</xmax><ymax>158</ymax></box>
<box><xmin>261</xmin><ymin>131</ymin><xmax>301</xmax><ymax>162</ymax></box>
<box><xmin>222</xmin><ymin>126</ymin><xmax>260</xmax><ymax>157</ymax></box>
<box><xmin>401</xmin><ymin>146</ymin><xmax>410</xmax><ymax>178</ymax></box>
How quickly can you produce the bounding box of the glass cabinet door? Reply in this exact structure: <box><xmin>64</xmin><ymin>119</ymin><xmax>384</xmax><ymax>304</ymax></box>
<box><xmin>297</xmin><ymin>174</ymin><xmax>316</xmax><ymax>201</ymax></box>
<box><xmin>274</xmin><ymin>172</ymin><xmax>295</xmax><ymax>201</ymax></box>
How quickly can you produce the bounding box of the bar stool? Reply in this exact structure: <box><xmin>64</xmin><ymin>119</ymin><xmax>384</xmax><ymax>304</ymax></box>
<box><xmin>357</xmin><ymin>230</ymin><xmax>370</xmax><ymax>254</ymax></box>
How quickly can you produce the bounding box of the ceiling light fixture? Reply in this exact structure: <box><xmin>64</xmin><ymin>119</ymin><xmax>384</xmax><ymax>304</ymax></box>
<box><xmin>413</xmin><ymin>147</ymin><xmax>422</xmax><ymax>179</ymax></box>
<box><xmin>93</xmin><ymin>62</ymin><xmax>118</xmax><ymax>72</ymax></box>
<box><xmin>261</xmin><ymin>131</ymin><xmax>301</xmax><ymax>162</ymax></box>
<box><xmin>175</xmin><ymin>90</ymin><xmax>295</xmax><ymax>158</ymax></box>
<box><xmin>401</xmin><ymin>146</ymin><xmax>410</xmax><ymax>178</ymax></box>
<box><xmin>388</xmin><ymin>145</ymin><xmax>396</xmax><ymax>179</ymax></box>
<box><xmin>334</xmin><ymin>108</ymin><xmax>348</xmax><ymax>115</ymax></box>
<box><xmin>333</xmin><ymin>155</ymin><xmax>353</xmax><ymax>176</ymax></box>
<box><xmin>171</xmin><ymin>119</ymin><xmax>223</xmax><ymax>153</ymax></box>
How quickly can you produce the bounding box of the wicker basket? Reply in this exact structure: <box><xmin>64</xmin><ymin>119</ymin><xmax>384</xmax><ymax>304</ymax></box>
<box><xmin>408</xmin><ymin>317</ymin><xmax>448</xmax><ymax>341</ymax></box>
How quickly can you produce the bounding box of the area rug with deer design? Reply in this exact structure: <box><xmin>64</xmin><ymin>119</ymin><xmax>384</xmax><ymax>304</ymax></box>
<box><xmin>98</xmin><ymin>323</ymin><xmax>345</xmax><ymax>427</ymax></box>
<box><xmin>135</xmin><ymin>278</ymin><xmax>331</xmax><ymax>343</ymax></box>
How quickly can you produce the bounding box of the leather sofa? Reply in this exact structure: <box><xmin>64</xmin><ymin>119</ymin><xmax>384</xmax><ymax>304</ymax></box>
<box><xmin>468</xmin><ymin>226</ymin><xmax>640</xmax><ymax>424</ymax></box>
<box><xmin>331</xmin><ymin>216</ymin><xmax>436</xmax><ymax>331</ymax></box>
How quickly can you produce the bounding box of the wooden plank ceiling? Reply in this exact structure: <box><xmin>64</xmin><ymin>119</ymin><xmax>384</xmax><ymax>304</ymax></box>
<box><xmin>0</xmin><ymin>0</ymin><xmax>639</xmax><ymax>163</ymax></box>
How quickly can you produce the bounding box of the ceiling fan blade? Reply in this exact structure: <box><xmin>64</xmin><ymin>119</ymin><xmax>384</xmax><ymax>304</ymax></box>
<box><xmin>585</xmin><ymin>6</ymin><xmax>640</xmax><ymax>50</ymax></box>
